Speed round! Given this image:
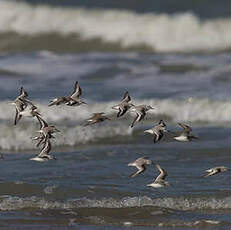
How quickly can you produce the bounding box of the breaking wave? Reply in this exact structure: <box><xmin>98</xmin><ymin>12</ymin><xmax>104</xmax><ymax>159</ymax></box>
<box><xmin>1</xmin><ymin>97</ymin><xmax>231</xmax><ymax>150</ymax></box>
<box><xmin>4</xmin><ymin>98</ymin><xmax>231</xmax><ymax>123</ymax></box>
<box><xmin>1</xmin><ymin>1</ymin><xmax>231</xmax><ymax>52</ymax></box>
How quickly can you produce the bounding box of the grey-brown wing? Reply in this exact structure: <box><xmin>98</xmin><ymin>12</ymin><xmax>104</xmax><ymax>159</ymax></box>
<box><xmin>121</xmin><ymin>91</ymin><xmax>131</xmax><ymax>103</ymax></box>
<box><xmin>117</xmin><ymin>105</ymin><xmax>127</xmax><ymax>117</ymax></box>
<box><xmin>153</xmin><ymin>131</ymin><xmax>163</xmax><ymax>143</ymax></box>
<box><xmin>14</xmin><ymin>108</ymin><xmax>22</xmax><ymax>125</ymax></box>
<box><xmin>131</xmin><ymin>112</ymin><xmax>144</xmax><ymax>128</ymax></box>
<box><xmin>178</xmin><ymin>123</ymin><xmax>192</xmax><ymax>133</ymax></box>
<box><xmin>36</xmin><ymin>115</ymin><xmax>48</xmax><ymax>129</ymax></box>
<box><xmin>130</xmin><ymin>165</ymin><xmax>145</xmax><ymax>177</ymax></box>
<box><xmin>155</xmin><ymin>164</ymin><xmax>167</xmax><ymax>181</ymax></box>
<box><xmin>38</xmin><ymin>138</ymin><xmax>51</xmax><ymax>157</ymax></box>
<box><xmin>71</xmin><ymin>81</ymin><xmax>82</xmax><ymax>99</ymax></box>
<box><xmin>20</xmin><ymin>98</ymin><xmax>37</xmax><ymax>109</ymax></box>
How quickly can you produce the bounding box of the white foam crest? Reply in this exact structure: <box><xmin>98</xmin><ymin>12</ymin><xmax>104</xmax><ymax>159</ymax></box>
<box><xmin>1</xmin><ymin>1</ymin><xmax>231</xmax><ymax>52</ymax></box>
<box><xmin>3</xmin><ymin>98</ymin><xmax>231</xmax><ymax>124</ymax></box>
<box><xmin>0</xmin><ymin>122</ymin><xmax>132</xmax><ymax>150</ymax></box>
<box><xmin>2</xmin><ymin>97</ymin><xmax>231</xmax><ymax>150</ymax></box>
<box><xmin>152</xmin><ymin>98</ymin><xmax>231</xmax><ymax>123</ymax></box>
<box><xmin>1</xmin><ymin>195</ymin><xmax>231</xmax><ymax>211</ymax></box>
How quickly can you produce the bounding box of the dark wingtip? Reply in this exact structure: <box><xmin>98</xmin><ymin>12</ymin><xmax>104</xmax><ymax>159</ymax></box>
<box><xmin>74</xmin><ymin>81</ymin><xmax>79</xmax><ymax>88</ymax></box>
<box><xmin>159</xmin><ymin>119</ymin><xmax>164</xmax><ymax>124</ymax></box>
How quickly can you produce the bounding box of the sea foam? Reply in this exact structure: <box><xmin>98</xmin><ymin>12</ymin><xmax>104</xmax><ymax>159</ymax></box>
<box><xmin>1</xmin><ymin>195</ymin><xmax>231</xmax><ymax>211</ymax></box>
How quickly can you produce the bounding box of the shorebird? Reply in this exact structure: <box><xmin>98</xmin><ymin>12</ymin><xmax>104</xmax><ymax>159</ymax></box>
<box><xmin>32</xmin><ymin>115</ymin><xmax>60</xmax><ymax>147</ymax></box>
<box><xmin>147</xmin><ymin>164</ymin><xmax>170</xmax><ymax>188</ymax></box>
<box><xmin>12</xmin><ymin>98</ymin><xmax>27</xmax><ymax>125</ymax></box>
<box><xmin>17</xmin><ymin>87</ymin><xmax>28</xmax><ymax>100</ymax></box>
<box><xmin>174</xmin><ymin>123</ymin><xmax>197</xmax><ymax>142</ymax></box>
<box><xmin>30</xmin><ymin>137</ymin><xmax>56</xmax><ymax>162</ymax></box>
<box><xmin>203</xmin><ymin>166</ymin><xmax>229</xmax><ymax>177</ymax></box>
<box><xmin>13</xmin><ymin>99</ymin><xmax>38</xmax><ymax>125</ymax></box>
<box><xmin>128</xmin><ymin>156</ymin><xmax>152</xmax><ymax>177</ymax></box>
<box><xmin>84</xmin><ymin>112</ymin><xmax>110</xmax><ymax>126</ymax></box>
<box><xmin>17</xmin><ymin>87</ymin><xmax>37</xmax><ymax>108</ymax></box>
<box><xmin>112</xmin><ymin>91</ymin><xmax>134</xmax><ymax>117</ymax></box>
<box><xmin>48</xmin><ymin>81</ymin><xmax>86</xmax><ymax>106</ymax></box>
<box><xmin>144</xmin><ymin>120</ymin><xmax>169</xmax><ymax>143</ymax></box>
<box><xmin>18</xmin><ymin>105</ymin><xmax>41</xmax><ymax>119</ymax></box>
<box><xmin>130</xmin><ymin>105</ymin><xmax>154</xmax><ymax>128</ymax></box>
<box><xmin>10</xmin><ymin>87</ymin><xmax>37</xmax><ymax>125</ymax></box>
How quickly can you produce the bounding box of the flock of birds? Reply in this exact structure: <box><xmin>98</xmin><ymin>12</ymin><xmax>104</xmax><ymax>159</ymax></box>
<box><xmin>9</xmin><ymin>81</ymin><xmax>229</xmax><ymax>188</ymax></box>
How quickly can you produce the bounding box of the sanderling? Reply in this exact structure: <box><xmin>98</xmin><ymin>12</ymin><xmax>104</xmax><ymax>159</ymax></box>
<box><xmin>147</xmin><ymin>164</ymin><xmax>170</xmax><ymax>188</ymax></box>
<box><xmin>174</xmin><ymin>123</ymin><xmax>197</xmax><ymax>142</ymax></box>
<box><xmin>203</xmin><ymin>166</ymin><xmax>229</xmax><ymax>177</ymax></box>
<box><xmin>128</xmin><ymin>156</ymin><xmax>152</xmax><ymax>177</ymax></box>
<box><xmin>144</xmin><ymin>120</ymin><xmax>169</xmax><ymax>143</ymax></box>
<box><xmin>84</xmin><ymin>112</ymin><xmax>110</xmax><ymax>126</ymax></box>
<box><xmin>112</xmin><ymin>91</ymin><xmax>134</xmax><ymax>117</ymax></box>
<box><xmin>49</xmin><ymin>81</ymin><xmax>86</xmax><ymax>106</ymax></box>
<box><xmin>30</xmin><ymin>137</ymin><xmax>56</xmax><ymax>162</ymax></box>
<box><xmin>18</xmin><ymin>105</ymin><xmax>40</xmax><ymax>119</ymax></box>
<box><xmin>10</xmin><ymin>87</ymin><xmax>37</xmax><ymax>125</ymax></box>
<box><xmin>32</xmin><ymin>115</ymin><xmax>60</xmax><ymax>147</ymax></box>
<box><xmin>130</xmin><ymin>105</ymin><xmax>154</xmax><ymax>128</ymax></box>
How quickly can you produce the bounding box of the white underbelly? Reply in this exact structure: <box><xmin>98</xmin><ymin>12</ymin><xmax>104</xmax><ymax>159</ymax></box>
<box><xmin>147</xmin><ymin>183</ymin><xmax>163</xmax><ymax>188</ymax></box>
<box><xmin>174</xmin><ymin>136</ymin><xmax>188</xmax><ymax>142</ymax></box>
<box><xmin>30</xmin><ymin>157</ymin><xmax>48</xmax><ymax>162</ymax></box>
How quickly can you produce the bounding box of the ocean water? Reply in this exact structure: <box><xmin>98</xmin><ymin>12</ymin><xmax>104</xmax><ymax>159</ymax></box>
<box><xmin>1</xmin><ymin>0</ymin><xmax>231</xmax><ymax>229</ymax></box>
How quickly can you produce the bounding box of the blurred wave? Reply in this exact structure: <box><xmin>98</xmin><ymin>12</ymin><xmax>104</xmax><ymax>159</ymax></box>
<box><xmin>1</xmin><ymin>1</ymin><xmax>231</xmax><ymax>52</ymax></box>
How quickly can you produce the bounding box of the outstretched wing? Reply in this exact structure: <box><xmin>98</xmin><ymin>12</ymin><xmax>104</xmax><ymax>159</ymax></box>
<box><xmin>130</xmin><ymin>165</ymin><xmax>145</xmax><ymax>178</ymax></box>
<box><xmin>155</xmin><ymin>164</ymin><xmax>167</xmax><ymax>181</ymax></box>
<box><xmin>14</xmin><ymin>108</ymin><xmax>22</xmax><ymax>125</ymax></box>
<box><xmin>153</xmin><ymin>130</ymin><xmax>163</xmax><ymax>143</ymax></box>
<box><xmin>20</xmin><ymin>87</ymin><xmax>28</xmax><ymax>97</ymax></box>
<box><xmin>20</xmin><ymin>98</ymin><xmax>37</xmax><ymax>109</ymax></box>
<box><xmin>121</xmin><ymin>91</ymin><xmax>131</xmax><ymax>103</ymax></box>
<box><xmin>71</xmin><ymin>81</ymin><xmax>82</xmax><ymax>99</ymax></box>
<box><xmin>36</xmin><ymin>115</ymin><xmax>48</xmax><ymax>129</ymax></box>
<box><xmin>117</xmin><ymin>106</ymin><xmax>127</xmax><ymax>117</ymax></box>
<box><xmin>178</xmin><ymin>123</ymin><xmax>192</xmax><ymax>134</ymax></box>
<box><xmin>38</xmin><ymin>137</ymin><xmax>51</xmax><ymax>157</ymax></box>
<box><xmin>131</xmin><ymin>112</ymin><xmax>143</xmax><ymax>128</ymax></box>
